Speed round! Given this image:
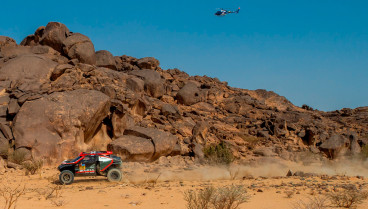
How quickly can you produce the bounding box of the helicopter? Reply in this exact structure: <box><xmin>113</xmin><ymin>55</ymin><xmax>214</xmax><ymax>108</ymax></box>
<box><xmin>214</xmin><ymin>7</ymin><xmax>240</xmax><ymax>16</ymax></box>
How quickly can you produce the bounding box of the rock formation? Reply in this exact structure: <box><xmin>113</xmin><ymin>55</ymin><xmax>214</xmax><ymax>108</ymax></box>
<box><xmin>0</xmin><ymin>22</ymin><xmax>367</xmax><ymax>162</ymax></box>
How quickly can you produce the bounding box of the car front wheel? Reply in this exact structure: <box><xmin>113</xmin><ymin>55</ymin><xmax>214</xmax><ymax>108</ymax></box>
<box><xmin>59</xmin><ymin>170</ymin><xmax>74</xmax><ymax>185</ymax></box>
<box><xmin>107</xmin><ymin>168</ymin><xmax>122</xmax><ymax>182</ymax></box>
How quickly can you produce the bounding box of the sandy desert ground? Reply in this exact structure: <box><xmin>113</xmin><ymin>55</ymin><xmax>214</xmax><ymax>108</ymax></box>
<box><xmin>1</xmin><ymin>158</ymin><xmax>368</xmax><ymax>209</ymax></box>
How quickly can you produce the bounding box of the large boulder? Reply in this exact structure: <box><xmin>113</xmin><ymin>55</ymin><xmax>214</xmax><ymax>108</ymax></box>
<box><xmin>95</xmin><ymin>50</ymin><xmax>116</xmax><ymax>70</ymax></box>
<box><xmin>108</xmin><ymin>136</ymin><xmax>154</xmax><ymax>162</ymax></box>
<box><xmin>0</xmin><ymin>36</ymin><xmax>17</xmax><ymax>50</ymax></box>
<box><xmin>176</xmin><ymin>82</ymin><xmax>202</xmax><ymax>105</ymax></box>
<box><xmin>63</xmin><ymin>33</ymin><xmax>96</xmax><ymax>65</ymax></box>
<box><xmin>129</xmin><ymin>69</ymin><xmax>164</xmax><ymax>98</ymax></box>
<box><xmin>20</xmin><ymin>26</ymin><xmax>45</xmax><ymax>46</ymax></box>
<box><xmin>161</xmin><ymin>104</ymin><xmax>180</xmax><ymax>118</ymax></box>
<box><xmin>0</xmin><ymin>54</ymin><xmax>57</xmax><ymax>91</ymax></box>
<box><xmin>111</xmin><ymin>111</ymin><xmax>134</xmax><ymax>138</ymax></box>
<box><xmin>136</xmin><ymin>57</ymin><xmax>160</xmax><ymax>70</ymax></box>
<box><xmin>39</xmin><ymin>22</ymin><xmax>70</xmax><ymax>52</ymax></box>
<box><xmin>13</xmin><ymin>89</ymin><xmax>110</xmax><ymax>159</ymax></box>
<box><xmin>50</xmin><ymin>64</ymin><xmax>74</xmax><ymax>81</ymax></box>
<box><xmin>320</xmin><ymin>135</ymin><xmax>349</xmax><ymax>159</ymax></box>
<box><xmin>7</xmin><ymin>99</ymin><xmax>20</xmax><ymax>116</ymax></box>
<box><xmin>126</xmin><ymin>76</ymin><xmax>144</xmax><ymax>93</ymax></box>
<box><xmin>108</xmin><ymin>126</ymin><xmax>178</xmax><ymax>161</ymax></box>
<box><xmin>0</xmin><ymin>123</ymin><xmax>13</xmax><ymax>140</ymax></box>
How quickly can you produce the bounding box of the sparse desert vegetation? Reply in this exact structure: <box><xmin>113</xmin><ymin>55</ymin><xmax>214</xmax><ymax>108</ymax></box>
<box><xmin>203</xmin><ymin>142</ymin><xmax>234</xmax><ymax>165</ymax></box>
<box><xmin>22</xmin><ymin>159</ymin><xmax>43</xmax><ymax>175</ymax></box>
<box><xmin>0</xmin><ymin>181</ymin><xmax>26</xmax><ymax>209</ymax></box>
<box><xmin>184</xmin><ymin>185</ymin><xmax>249</xmax><ymax>209</ymax></box>
<box><xmin>0</xmin><ymin>14</ymin><xmax>367</xmax><ymax>209</ymax></box>
<box><xmin>327</xmin><ymin>188</ymin><xmax>368</xmax><ymax>208</ymax></box>
<box><xmin>0</xmin><ymin>162</ymin><xmax>368</xmax><ymax>209</ymax></box>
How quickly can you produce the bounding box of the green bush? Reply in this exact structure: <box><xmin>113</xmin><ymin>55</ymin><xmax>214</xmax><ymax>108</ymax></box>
<box><xmin>203</xmin><ymin>142</ymin><xmax>234</xmax><ymax>165</ymax></box>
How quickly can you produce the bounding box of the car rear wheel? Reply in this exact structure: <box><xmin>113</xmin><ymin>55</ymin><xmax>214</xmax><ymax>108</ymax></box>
<box><xmin>59</xmin><ymin>170</ymin><xmax>74</xmax><ymax>185</ymax></box>
<box><xmin>107</xmin><ymin>168</ymin><xmax>122</xmax><ymax>182</ymax></box>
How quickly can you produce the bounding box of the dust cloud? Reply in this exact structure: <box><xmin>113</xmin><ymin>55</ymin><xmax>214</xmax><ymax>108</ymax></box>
<box><xmin>124</xmin><ymin>157</ymin><xmax>368</xmax><ymax>184</ymax></box>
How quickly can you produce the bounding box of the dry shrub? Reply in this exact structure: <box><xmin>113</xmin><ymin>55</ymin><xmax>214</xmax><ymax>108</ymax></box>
<box><xmin>211</xmin><ymin>185</ymin><xmax>250</xmax><ymax>209</ymax></box>
<box><xmin>51</xmin><ymin>199</ymin><xmax>67</xmax><ymax>207</ymax></box>
<box><xmin>45</xmin><ymin>185</ymin><xmax>63</xmax><ymax>200</ymax></box>
<box><xmin>146</xmin><ymin>173</ymin><xmax>161</xmax><ymax>188</ymax></box>
<box><xmin>8</xmin><ymin>149</ymin><xmax>27</xmax><ymax>165</ymax></box>
<box><xmin>22</xmin><ymin>159</ymin><xmax>43</xmax><ymax>175</ymax></box>
<box><xmin>239</xmin><ymin>135</ymin><xmax>259</xmax><ymax>150</ymax></box>
<box><xmin>46</xmin><ymin>173</ymin><xmax>60</xmax><ymax>184</ymax></box>
<box><xmin>45</xmin><ymin>185</ymin><xmax>67</xmax><ymax>207</ymax></box>
<box><xmin>327</xmin><ymin>189</ymin><xmax>368</xmax><ymax>208</ymax></box>
<box><xmin>292</xmin><ymin>196</ymin><xmax>330</xmax><ymax>209</ymax></box>
<box><xmin>184</xmin><ymin>185</ymin><xmax>249</xmax><ymax>209</ymax></box>
<box><xmin>203</xmin><ymin>142</ymin><xmax>234</xmax><ymax>165</ymax></box>
<box><xmin>0</xmin><ymin>184</ymin><xmax>26</xmax><ymax>209</ymax></box>
<box><xmin>184</xmin><ymin>187</ymin><xmax>215</xmax><ymax>209</ymax></box>
<box><xmin>228</xmin><ymin>167</ymin><xmax>240</xmax><ymax>180</ymax></box>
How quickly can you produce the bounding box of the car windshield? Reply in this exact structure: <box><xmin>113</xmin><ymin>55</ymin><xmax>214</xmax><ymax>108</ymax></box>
<box><xmin>70</xmin><ymin>156</ymin><xmax>82</xmax><ymax>162</ymax></box>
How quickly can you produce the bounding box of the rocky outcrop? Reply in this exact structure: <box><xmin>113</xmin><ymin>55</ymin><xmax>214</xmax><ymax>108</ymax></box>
<box><xmin>39</xmin><ymin>22</ymin><xmax>70</xmax><ymax>52</ymax></box>
<box><xmin>176</xmin><ymin>82</ymin><xmax>202</xmax><ymax>105</ymax></box>
<box><xmin>0</xmin><ymin>54</ymin><xmax>57</xmax><ymax>91</ymax></box>
<box><xmin>0</xmin><ymin>36</ymin><xmax>17</xmax><ymax>50</ymax></box>
<box><xmin>129</xmin><ymin>69</ymin><xmax>164</xmax><ymax>98</ymax></box>
<box><xmin>0</xmin><ymin>21</ymin><xmax>367</xmax><ymax>163</ymax></box>
<box><xmin>108</xmin><ymin>126</ymin><xmax>178</xmax><ymax>161</ymax></box>
<box><xmin>13</xmin><ymin>89</ymin><xmax>110</xmax><ymax>159</ymax></box>
<box><xmin>108</xmin><ymin>136</ymin><xmax>154</xmax><ymax>162</ymax></box>
<box><xmin>136</xmin><ymin>57</ymin><xmax>160</xmax><ymax>70</ymax></box>
<box><xmin>95</xmin><ymin>50</ymin><xmax>116</xmax><ymax>70</ymax></box>
<box><xmin>63</xmin><ymin>33</ymin><xmax>96</xmax><ymax>64</ymax></box>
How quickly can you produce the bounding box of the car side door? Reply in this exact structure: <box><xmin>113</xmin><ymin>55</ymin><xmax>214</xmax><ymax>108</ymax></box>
<box><xmin>76</xmin><ymin>155</ymin><xmax>96</xmax><ymax>176</ymax></box>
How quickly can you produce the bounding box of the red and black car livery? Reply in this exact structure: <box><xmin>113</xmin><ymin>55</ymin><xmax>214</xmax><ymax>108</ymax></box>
<box><xmin>58</xmin><ymin>151</ymin><xmax>122</xmax><ymax>185</ymax></box>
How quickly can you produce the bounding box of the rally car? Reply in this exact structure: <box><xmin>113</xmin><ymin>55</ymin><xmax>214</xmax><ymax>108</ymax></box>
<box><xmin>57</xmin><ymin>151</ymin><xmax>122</xmax><ymax>185</ymax></box>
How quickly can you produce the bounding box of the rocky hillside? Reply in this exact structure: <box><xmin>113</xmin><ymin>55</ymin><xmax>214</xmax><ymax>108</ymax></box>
<box><xmin>0</xmin><ymin>22</ymin><xmax>367</xmax><ymax>163</ymax></box>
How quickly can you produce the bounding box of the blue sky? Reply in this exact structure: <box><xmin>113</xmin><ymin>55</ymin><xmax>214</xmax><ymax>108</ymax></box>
<box><xmin>1</xmin><ymin>0</ymin><xmax>367</xmax><ymax>111</ymax></box>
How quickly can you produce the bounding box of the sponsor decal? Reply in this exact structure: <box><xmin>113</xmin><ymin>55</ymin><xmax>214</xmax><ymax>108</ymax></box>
<box><xmin>79</xmin><ymin>164</ymin><xmax>86</xmax><ymax>171</ymax></box>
